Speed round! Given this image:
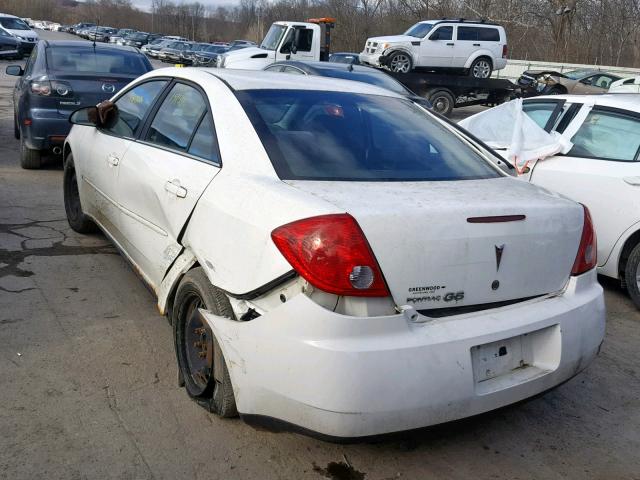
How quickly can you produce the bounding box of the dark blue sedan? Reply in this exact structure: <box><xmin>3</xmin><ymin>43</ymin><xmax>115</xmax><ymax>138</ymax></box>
<box><xmin>7</xmin><ymin>40</ymin><xmax>153</xmax><ymax>169</ymax></box>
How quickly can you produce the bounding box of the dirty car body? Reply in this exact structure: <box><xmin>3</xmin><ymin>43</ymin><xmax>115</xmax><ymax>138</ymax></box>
<box><xmin>64</xmin><ymin>68</ymin><xmax>605</xmax><ymax>439</ymax></box>
<box><xmin>518</xmin><ymin>69</ymin><xmax>621</xmax><ymax>96</ymax></box>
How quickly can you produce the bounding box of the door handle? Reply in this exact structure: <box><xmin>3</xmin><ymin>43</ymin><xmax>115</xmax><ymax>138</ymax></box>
<box><xmin>623</xmin><ymin>176</ymin><xmax>640</xmax><ymax>186</ymax></box>
<box><xmin>107</xmin><ymin>153</ymin><xmax>119</xmax><ymax>166</ymax></box>
<box><xmin>446</xmin><ymin>42</ymin><xmax>455</xmax><ymax>46</ymax></box>
<box><xmin>165</xmin><ymin>180</ymin><xmax>187</xmax><ymax>198</ymax></box>
<box><xmin>473</xmin><ymin>43</ymin><xmax>481</xmax><ymax>46</ymax></box>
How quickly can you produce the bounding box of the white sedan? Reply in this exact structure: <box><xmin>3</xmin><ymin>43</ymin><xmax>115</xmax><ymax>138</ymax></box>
<box><xmin>63</xmin><ymin>68</ymin><xmax>605</xmax><ymax>439</ymax></box>
<box><xmin>464</xmin><ymin>95</ymin><xmax>640</xmax><ymax>309</ymax></box>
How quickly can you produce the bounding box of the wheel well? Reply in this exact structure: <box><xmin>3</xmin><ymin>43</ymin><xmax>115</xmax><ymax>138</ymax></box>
<box><xmin>472</xmin><ymin>55</ymin><xmax>493</xmax><ymax>68</ymax></box>
<box><xmin>618</xmin><ymin>230</ymin><xmax>640</xmax><ymax>279</ymax></box>
<box><xmin>166</xmin><ymin>261</ymin><xmax>201</xmax><ymax>323</ymax></box>
<box><xmin>63</xmin><ymin>144</ymin><xmax>72</xmax><ymax>167</ymax></box>
<box><xmin>388</xmin><ymin>50</ymin><xmax>413</xmax><ymax>62</ymax></box>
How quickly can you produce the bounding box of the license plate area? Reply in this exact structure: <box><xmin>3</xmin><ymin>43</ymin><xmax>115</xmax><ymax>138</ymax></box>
<box><xmin>471</xmin><ymin>324</ymin><xmax>560</xmax><ymax>395</ymax></box>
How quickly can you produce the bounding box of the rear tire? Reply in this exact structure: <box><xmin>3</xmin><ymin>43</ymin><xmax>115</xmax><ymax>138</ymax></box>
<box><xmin>20</xmin><ymin>137</ymin><xmax>42</xmax><ymax>169</ymax></box>
<box><xmin>63</xmin><ymin>154</ymin><xmax>98</xmax><ymax>234</ymax></box>
<box><xmin>469</xmin><ymin>57</ymin><xmax>493</xmax><ymax>79</ymax></box>
<box><xmin>173</xmin><ymin>268</ymin><xmax>238</xmax><ymax>418</ymax></box>
<box><xmin>427</xmin><ymin>89</ymin><xmax>455</xmax><ymax>117</ymax></box>
<box><xmin>624</xmin><ymin>243</ymin><xmax>640</xmax><ymax>310</ymax></box>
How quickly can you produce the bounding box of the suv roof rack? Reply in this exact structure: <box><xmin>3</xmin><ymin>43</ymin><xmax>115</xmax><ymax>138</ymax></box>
<box><xmin>435</xmin><ymin>18</ymin><xmax>497</xmax><ymax>26</ymax></box>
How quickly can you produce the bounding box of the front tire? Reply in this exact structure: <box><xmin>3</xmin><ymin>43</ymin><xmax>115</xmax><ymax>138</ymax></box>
<box><xmin>624</xmin><ymin>243</ymin><xmax>640</xmax><ymax>310</ymax></box>
<box><xmin>173</xmin><ymin>268</ymin><xmax>238</xmax><ymax>418</ymax></box>
<box><xmin>20</xmin><ymin>137</ymin><xmax>42</xmax><ymax>169</ymax></box>
<box><xmin>63</xmin><ymin>154</ymin><xmax>98</xmax><ymax>233</ymax></box>
<box><xmin>469</xmin><ymin>57</ymin><xmax>493</xmax><ymax>79</ymax></box>
<box><xmin>14</xmin><ymin>112</ymin><xmax>20</xmax><ymax>140</ymax></box>
<box><xmin>387</xmin><ymin>51</ymin><xmax>413</xmax><ymax>73</ymax></box>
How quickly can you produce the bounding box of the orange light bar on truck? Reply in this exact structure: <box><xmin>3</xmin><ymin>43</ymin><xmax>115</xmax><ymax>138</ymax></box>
<box><xmin>307</xmin><ymin>17</ymin><xmax>336</xmax><ymax>24</ymax></box>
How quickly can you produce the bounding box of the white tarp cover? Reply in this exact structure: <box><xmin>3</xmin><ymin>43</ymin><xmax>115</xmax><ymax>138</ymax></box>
<box><xmin>459</xmin><ymin>98</ymin><xmax>573</xmax><ymax>171</ymax></box>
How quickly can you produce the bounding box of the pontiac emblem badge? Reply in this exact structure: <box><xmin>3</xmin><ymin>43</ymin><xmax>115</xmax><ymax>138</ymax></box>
<box><xmin>495</xmin><ymin>244</ymin><xmax>505</xmax><ymax>271</ymax></box>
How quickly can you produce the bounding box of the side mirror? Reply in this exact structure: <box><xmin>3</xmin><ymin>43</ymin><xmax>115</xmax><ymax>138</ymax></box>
<box><xmin>280</xmin><ymin>43</ymin><xmax>291</xmax><ymax>54</ymax></box>
<box><xmin>6</xmin><ymin>65</ymin><xmax>24</xmax><ymax>76</ymax></box>
<box><xmin>69</xmin><ymin>106</ymin><xmax>99</xmax><ymax>127</ymax></box>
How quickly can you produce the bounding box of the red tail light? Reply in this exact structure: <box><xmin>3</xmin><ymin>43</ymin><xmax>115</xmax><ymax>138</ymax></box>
<box><xmin>271</xmin><ymin>214</ymin><xmax>390</xmax><ymax>297</ymax></box>
<box><xmin>571</xmin><ymin>205</ymin><xmax>597</xmax><ymax>276</ymax></box>
<box><xmin>502</xmin><ymin>45</ymin><xmax>508</xmax><ymax>58</ymax></box>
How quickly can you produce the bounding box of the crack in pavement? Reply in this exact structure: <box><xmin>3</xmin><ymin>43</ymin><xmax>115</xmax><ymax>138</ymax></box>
<box><xmin>0</xmin><ymin>218</ymin><xmax>117</xmax><ymax>279</ymax></box>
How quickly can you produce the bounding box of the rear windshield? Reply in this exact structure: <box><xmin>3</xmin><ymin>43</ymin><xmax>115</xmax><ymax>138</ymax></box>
<box><xmin>237</xmin><ymin>90</ymin><xmax>499</xmax><ymax>181</ymax></box>
<box><xmin>46</xmin><ymin>47</ymin><xmax>150</xmax><ymax>75</ymax></box>
<box><xmin>0</xmin><ymin>18</ymin><xmax>30</xmax><ymax>30</ymax></box>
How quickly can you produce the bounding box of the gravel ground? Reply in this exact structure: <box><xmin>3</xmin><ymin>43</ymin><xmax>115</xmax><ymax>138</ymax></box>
<box><xmin>0</xmin><ymin>30</ymin><xmax>639</xmax><ymax>480</ymax></box>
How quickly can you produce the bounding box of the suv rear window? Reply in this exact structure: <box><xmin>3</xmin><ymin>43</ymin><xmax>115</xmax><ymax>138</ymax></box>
<box><xmin>237</xmin><ymin>90</ymin><xmax>499</xmax><ymax>181</ymax></box>
<box><xmin>458</xmin><ymin>27</ymin><xmax>500</xmax><ymax>42</ymax></box>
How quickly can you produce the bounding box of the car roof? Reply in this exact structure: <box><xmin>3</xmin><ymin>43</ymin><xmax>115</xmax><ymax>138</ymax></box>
<box><xmin>272</xmin><ymin>60</ymin><xmax>386</xmax><ymax>76</ymax></box>
<box><xmin>531</xmin><ymin>93</ymin><xmax>640</xmax><ymax>111</ymax></box>
<box><xmin>148</xmin><ymin>67</ymin><xmax>404</xmax><ymax>97</ymax></box>
<box><xmin>43</xmin><ymin>40</ymin><xmax>140</xmax><ymax>54</ymax></box>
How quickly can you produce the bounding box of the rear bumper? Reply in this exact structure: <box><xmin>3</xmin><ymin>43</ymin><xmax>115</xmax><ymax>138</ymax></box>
<box><xmin>202</xmin><ymin>269</ymin><xmax>605</xmax><ymax>439</ymax></box>
<box><xmin>20</xmin><ymin>108</ymin><xmax>70</xmax><ymax>150</ymax></box>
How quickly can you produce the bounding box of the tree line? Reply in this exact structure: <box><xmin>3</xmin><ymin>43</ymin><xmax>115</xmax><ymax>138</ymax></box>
<box><xmin>0</xmin><ymin>0</ymin><xmax>638</xmax><ymax>67</ymax></box>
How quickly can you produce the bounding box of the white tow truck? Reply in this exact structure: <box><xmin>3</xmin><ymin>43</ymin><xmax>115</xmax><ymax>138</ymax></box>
<box><xmin>215</xmin><ymin>18</ymin><xmax>335</xmax><ymax>70</ymax></box>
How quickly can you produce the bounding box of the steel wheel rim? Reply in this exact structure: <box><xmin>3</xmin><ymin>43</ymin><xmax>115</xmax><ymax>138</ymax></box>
<box><xmin>473</xmin><ymin>60</ymin><xmax>491</xmax><ymax>78</ymax></box>
<box><xmin>391</xmin><ymin>54</ymin><xmax>410</xmax><ymax>73</ymax></box>
<box><xmin>183</xmin><ymin>294</ymin><xmax>213</xmax><ymax>392</ymax></box>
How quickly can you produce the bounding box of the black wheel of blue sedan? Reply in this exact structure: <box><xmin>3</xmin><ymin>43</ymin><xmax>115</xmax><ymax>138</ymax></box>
<box><xmin>63</xmin><ymin>154</ymin><xmax>98</xmax><ymax>234</ymax></box>
<box><xmin>19</xmin><ymin>136</ymin><xmax>42</xmax><ymax>170</ymax></box>
<box><xmin>13</xmin><ymin>112</ymin><xmax>19</xmax><ymax>140</ymax></box>
<box><xmin>173</xmin><ymin>268</ymin><xmax>238</xmax><ymax>418</ymax></box>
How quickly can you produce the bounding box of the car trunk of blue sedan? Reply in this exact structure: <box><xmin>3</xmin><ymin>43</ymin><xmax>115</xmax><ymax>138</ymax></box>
<box><xmin>49</xmin><ymin>73</ymin><xmax>134</xmax><ymax>116</ymax></box>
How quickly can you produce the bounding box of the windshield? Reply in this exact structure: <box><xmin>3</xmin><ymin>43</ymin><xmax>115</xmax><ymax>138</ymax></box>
<box><xmin>564</xmin><ymin>69</ymin><xmax>594</xmax><ymax>80</ymax></box>
<box><xmin>237</xmin><ymin>89</ymin><xmax>499</xmax><ymax>181</ymax></box>
<box><xmin>204</xmin><ymin>45</ymin><xmax>227</xmax><ymax>53</ymax></box>
<box><xmin>0</xmin><ymin>17</ymin><xmax>30</xmax><ymax>30</ymax></box>
<box><xmin>319</xmin><ymin>68</ymin><xmax>413</xmax><ymax>96</ymax></box>
<box><xmin>261</xmin><ymin>24</ymin><xmax>287</xmax><ymax>50</ymax></box>
<box><xmin>404</xmin><ymin>22</ymin><xmax>434</xmax><ymax>38</ymax></box>
<box><xmin>46</xmin><ymin>47</ymin><xmax>150</xmax><ymax>75</ymax></box>
<box><xmin>129</xmin><ymin>33</ymin><xmax>147</xmax><ymax>40</ymax></box>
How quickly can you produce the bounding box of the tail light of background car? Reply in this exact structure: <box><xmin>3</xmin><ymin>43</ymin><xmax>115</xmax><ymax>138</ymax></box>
<box><xmin>571</xmin><ymin>205</ymin><xmax>597</xmax><ymax>276</ymax></box>
<box><xmin>30</xmin><ymin>77</ymin><xmax>73</xmax><ymax>97</ymax></box>
<box><xmin>502</xmin><ymin>44</ymin><xmax>508</xmax><ymax>58</ymax></box>
<box><xmin>271</xmin><ymin>214</ymin><xmax>390</xmax><ymax>297</ymax></box>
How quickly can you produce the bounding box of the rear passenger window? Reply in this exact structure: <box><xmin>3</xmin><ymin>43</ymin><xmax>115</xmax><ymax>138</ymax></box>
<box><xmin>457</xmin><ymin>27</ymin><xmax>479</xmax><ymax>41</ymax></box>
<box><xmin>146</xmin><ymin>83</ymin><xmax>206</xmax><ymax>151</ymax></box>
<box><xmin>104</xmin><ymin>80</ymin><xmax>167</xmax><ymax>138</ymax></box>
<box><xmin>429</xmin><ymin>26</ymin><xmax>452</xmax><ymax>41</ymax></box>
<box><xmin>568</xmin><ymin>110</ymin><xmax>640</xmax><ymax>162</ymax></box>
<box><xmin>188</xmin><ymin>113</ymin><xmax>220</xmax><ymax>163</ymax></box>
<box><xmin>478</xmin><ymin>28</ymin><xmax>500</xmax><ymax>41</ymax></box>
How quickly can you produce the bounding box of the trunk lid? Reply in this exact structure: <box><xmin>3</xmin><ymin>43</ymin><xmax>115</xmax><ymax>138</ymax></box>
<box><xmin>51</xmin><ymin>73</ymin><xmax>135</xmax><ymax>116</ymax></box>
<box><xmin>287</xmin><ymin>177</ymin><xmax>583</xmax><ymax>311</ymax></box>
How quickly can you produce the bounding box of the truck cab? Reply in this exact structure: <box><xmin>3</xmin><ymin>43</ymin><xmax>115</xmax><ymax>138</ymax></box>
<box><xmin>217</xmin><ymin>19</ymin><xmax>334</xmax><ymax>70</ymax></box>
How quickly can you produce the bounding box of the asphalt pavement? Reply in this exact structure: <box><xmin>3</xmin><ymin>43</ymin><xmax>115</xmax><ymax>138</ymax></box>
<box><xmin>1</xmin><ymin>30</ymin><xmax>639</xmax><ymax>480</ymax></box>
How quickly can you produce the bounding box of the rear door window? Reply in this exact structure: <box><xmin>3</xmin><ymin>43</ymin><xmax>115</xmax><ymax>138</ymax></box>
<box><xmin>145</xmin><ymin>82</ymin><xmax>207</xmax><ymax>152</ymax></box>
<box><xmin>104</xmin><ymin>80</ymin><xmax>168</xmax><ymax>138</ymax></box>
<box><xmin>457</xmin><ymin>27</ymin><xmax>480</xmax><ymax>41</ymax></box>
<box><xmin>188</xmin><ymin>113</ymin><xmax>220</xmax><ymax>163</ymax></box>
<box><xmin>567</xmin><ymin>109</ymin><xmax>640</xmax><ymax>161</ymax></box>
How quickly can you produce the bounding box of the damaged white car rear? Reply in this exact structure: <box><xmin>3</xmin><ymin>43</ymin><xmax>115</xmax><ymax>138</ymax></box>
<box><xmin>63</xmin><ymin>68</ymin><xmax>605</xmax><ymax>440</ymax></box>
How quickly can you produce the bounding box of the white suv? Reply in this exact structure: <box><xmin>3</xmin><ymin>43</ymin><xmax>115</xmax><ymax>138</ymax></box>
<box><xmin>360</xmin><ymin>19</ymin><xmax>507</xmax><ymax>78</ymax></box>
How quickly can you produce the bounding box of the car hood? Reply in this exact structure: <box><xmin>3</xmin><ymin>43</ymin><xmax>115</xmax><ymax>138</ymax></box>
<box><xmin>521</xmin><ymin>70</ymin><xmax>567</xmax><ymax>79</ymax></box>
<box><xmin>7</xmin><ymin>30</ymin><xmax>38</xmax><ymax>40</ymax></box>
<box><xmin>367</xmin><ymin>35</ymin><xmax>415</xmax><ymax>44</ymax></box>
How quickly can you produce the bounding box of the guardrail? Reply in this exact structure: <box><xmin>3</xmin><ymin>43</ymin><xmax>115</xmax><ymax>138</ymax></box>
<box><xmin>493</xmin><ymin>59</ymin><xmax>640</xmax><ymax>81</ymax></box>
